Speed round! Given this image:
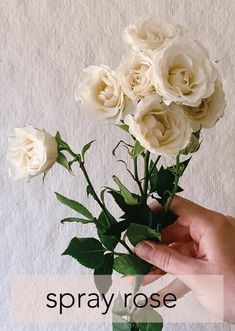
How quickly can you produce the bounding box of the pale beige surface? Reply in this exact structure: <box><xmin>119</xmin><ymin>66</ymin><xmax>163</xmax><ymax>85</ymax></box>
<box><xmin>0</xmin><ymin>0</ymin><xmax>235</xmax><ymax>330</ymax></box>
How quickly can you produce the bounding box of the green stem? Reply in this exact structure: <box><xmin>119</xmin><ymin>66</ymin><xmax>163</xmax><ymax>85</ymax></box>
<box><xmin>80</xmin><ymin>163</ymin><xmax>106</xmax><ymax>212</ymax></box>
<box><xmin>128</xmin><ymin>275</ymin><xmax>143</xmax><ymax>322</ymax></box>
<box><xmin>119</xmin><ymin>239</ymin><xmax>133</xmax><ymax>255</ymax></box>
<box><xmin>148</xmin><ymin>155</ymin><xmax>161</xmax><ymax>177</ymax></box>
<box><xmin>80</xmin><ymin>163</ymin><xmax>133</xmax><ymax>254</ymax></box>
<box><xmin>63</xmin><ymin>146</ymin><xmax>133</xmax><ymax>255</ymax></box>
<box><xmin>162</xmin><ymin>153</ymin><xmax>181</xmax><ymax>217</ymax></box>
<box><xmin>133</xmin><ymin>156</ymin><xmax>144</xmax><ymax>196</ymax></box>
<box><xmin>62</xmin><ymin>144</ymin><xmax>134</xmax><ymax>255</ymax></box>
<box><xmin>143</xmin><ymin>151</ymin><xmax>150</xmax><ymax>196</ymax></box>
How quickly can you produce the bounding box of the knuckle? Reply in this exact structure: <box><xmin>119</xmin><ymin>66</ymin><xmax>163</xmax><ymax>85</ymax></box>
<box><xmin>205</xmin><ymin>211</ymin><xmax>230</xmax><ymax>232</ymax></box>
<box><xmin>158</xmin><ymin>248</ymin><xmax>173</xmax><ymax>271</ymax></box>
<box><xmin>213</xmin><ymin>212</ymin><xmax>230</xmax><ymax>227</ymax></box>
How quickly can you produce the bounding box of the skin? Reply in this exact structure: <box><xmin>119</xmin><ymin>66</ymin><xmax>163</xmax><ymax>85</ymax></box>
<box><xmin>134</xmin><ymin>196</ymin><xmax>235</xmax><ymax>323</ymax></box>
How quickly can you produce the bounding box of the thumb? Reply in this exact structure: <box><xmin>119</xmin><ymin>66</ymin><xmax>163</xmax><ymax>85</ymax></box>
<box><xmin>135</xmin><ymin>241</ymin><xmax>204</xmax><ymax>275</ymax></box>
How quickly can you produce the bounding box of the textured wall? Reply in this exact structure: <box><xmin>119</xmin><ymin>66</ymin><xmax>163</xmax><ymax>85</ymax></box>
<box><xmin>1</xmin><ymin>0</ymin><xmax>235</xmax><ymax>330</ymax></box>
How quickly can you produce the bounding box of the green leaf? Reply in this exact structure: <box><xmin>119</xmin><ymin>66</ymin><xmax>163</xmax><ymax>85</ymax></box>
<box><xmin>109</xmin><ymin>191</ymin><xmax>152</xmax><ymax>226</ymax></box>
<box><xmin>168</xmin><ymin>157</ymin><xmax>191</xmax><ymax>178</ymax></box>
<box><xmin>100</xmin><ymin>188</ymin><xmax>108</xmax><ymax>205</ymax></box>
<box><xmin>113</xmin><ymin>315</ymin><xmax>132</xmax><ymax>331</ymax></box>
<box><xmin>132</xmin><ymin>140</ymin><xmax>145</xmax><ymax>158</ymax></box>
<box><xmin>133</xmin><ymin>307</ymin><xmax>163</xmax><ymax>331</ymax></box>
<box><xmin>61</xmin><ymin>217</ymin><xmax>94</xmax><ymax>224</ymax></box>
<box><xmin>62</xmin><ymin>237</ymin><xmax>105</xmax><ymax>269</ymax></box>
<box><xmin>179</xmin><ymin>157</ymin><xmax>191</xmax><ymax>175</ymax></box>
<box><xmin>116</xmin><ymin>123</ymin><xmax>129</xmax><ymax>133</ymax></box>
<box><xmin>94</xmin><ymin>253</ymin><xmax>114</xmax><ymax>295</ymax></box>
<box><xmin>181</xmin><ymin>130</ymin><xmax>201</xmax><ymax>155</ymax></box>
<box><xmin>86</xmin><ymin>184</ymin><xmax>94</xmax><ymax>198</ymax></box>
<box><xmin>105</xmin><ymin>220</ymin><xmax>130</xmax><ymax>236</ymax></box>
<box><xmin>97</xmin><ymin>211</ymin><xmax>119</xmax><ymax>250</ymax></box>
<box><xmin>126</xmin><ymin>223</ymin><xmax>161</xmax><ymax>246</ymax></box>
<box><xmin>114</xmin><ymin>254</ymin><xmax>152</xmax><ymax>276</ymax></box>
<box><xmin>55</xmin><ymin>192</ymin><xmax>93</xmax><ymax>220</ymax></box>
<box><xmin>59</xmin><ymin>139</ymin><xmax>73</xmax><ymax>152</ymax></box>
<box><xmin>158</xmin><ymin>210</ymin><xmax>178</xmax><ymax>229</ymax></box>
<box><xmin>56</xmin><ymin>152</ymin><xmax>72</xmax><ymax>172</ymax></box>
<box><xmin>176</xmin><ymin>185</ymin><xmax>184</xmax><ymax>193</ymax></box>
<box><xmin>55</xmin><ymin>131</ymin><xmax>62</xmax><ymax>146</ymax></box>
<box><xmin>193</xmin><ymin>129</ymin><xmax>201</xmax><ymax>139</ymax></box>
<box><xmin>113</xmin><ymin>176</ymin><xmax>139</xmax><ymax>206</ymax></box>
<box><xmin>81</xmin><ymin>140</ymin><xmax>95</xmax><ymax>161</ymax></box>
<box><xmin>156</xmin><ymin>166</ymin><xmax>175</xmax><ymax>197</ymax></box>
<box><xmin>112</xmin><ymin>293</ymin><xmax>129</xmax><ymax>316</ymax></box>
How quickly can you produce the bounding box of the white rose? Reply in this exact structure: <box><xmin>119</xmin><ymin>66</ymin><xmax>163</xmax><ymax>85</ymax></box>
<box><xmin>117</xmin><ymin>52</ymin><xmax>155</xmax><ymax>101</ymax></box>
<box><xmin>150</xmin><ymin>37</ymin><xmax>218</xmax><ymax>107</ymax></box>
<box><xmin>75</xmin><ymin>65</ymin><xmax>131</xmax><ymax>123</ymax></box>
<box><xmin>123</xmin><ymin>17</ymin><xmax>185</xmax><ymax>53</ymax></box>
<box><xmin>7</xmin><ymin>127</ymin><xmax>58</xmax><ymax>180</ymax></box>
<box><xmin>125</xmin><ymin>95</ymin><xmax>191</xmax><ymax>156</ymax></box>
<box><xmin>183</xmin><ymin>80</ymin><xmax>226</xmax><ymax>131</ymax></box>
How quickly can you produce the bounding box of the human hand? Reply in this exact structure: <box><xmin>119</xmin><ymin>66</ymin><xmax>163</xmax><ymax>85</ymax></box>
<box><xmin>135</xmin><ymin>196</ymin><xmax>235</xmax><ymax>323</ymax></box>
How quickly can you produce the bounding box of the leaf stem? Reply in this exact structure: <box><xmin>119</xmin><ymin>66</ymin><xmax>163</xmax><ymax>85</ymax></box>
<box><xmin>80</xmin><ymin>163</ymin><xmax>106</xmax><ymax>211</ymax></box>
<box><xmin>80</xmin><ymin>163</ymin><xmax>133</xmax><ymax>254</ymax></box>
<box><xmin>149</xmin><ymin>155</ymin><xmax>161</xmax><ymax>177</ymax></box>
<box><xmin>61</xmin><ymin>142</ymin><xmax>135</xmax><ymax>255</ymax></box>
<box><xmin>143</xmin><ymin>151</ymin><xmax>150</xmax><ymax>196</ymax></box>
<box><xmin>119</xmin><ymin>239</ymin><xmax>133</xmax><ymax>255</ymax></box>
<box><xmin>162</xmin><ymin>153</ymin><xmax>181</xmax><ymax>217</ymax></box>
<box><xmin>133</xmin><ymin>156</ymin><xmax>144</xmax><ymax>196</ymax></box>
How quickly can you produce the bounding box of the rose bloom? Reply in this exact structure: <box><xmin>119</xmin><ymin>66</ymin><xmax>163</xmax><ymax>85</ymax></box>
<box><xmin>123</xmin><ymin>17</ymin><xmax>185</xmax><ymax>53</ymax></box>
<box><xmin>150</xmin><ymin>37</ymin><xmax>218</xmax><ymax>107</ymax></box>
<box><xmin>7</xmin><ymin>127</ymin><xmax>58</xmax><ymax>180</ymax></box>
<box><xmin>125</xmin><ymin>94</ymin><xmax>191</xmax><ymax>156</ymax></box>
<box><xmin>117</xmin><ymin>52</ymin><xmax>155</xmax><ymax>101</ymax></box>
<box><xmin>75</xmin><ymin>65</ymin><xmax>131</xmax><ymax>123</ymax></box>
<box><xmin>183</xmin><ymin>80</ymin><xmax>226</xmax><ymax>131</ymax></box>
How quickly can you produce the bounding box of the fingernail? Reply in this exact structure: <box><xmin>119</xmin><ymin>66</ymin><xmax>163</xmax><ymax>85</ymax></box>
<box><xmin>135</xmin><ymin>241</ymin><xmax>153</xmax><ymax>259</ymax></box>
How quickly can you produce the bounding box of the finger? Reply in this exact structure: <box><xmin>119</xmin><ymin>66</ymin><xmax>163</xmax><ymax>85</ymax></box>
<box><xmin>226</xmin><ymin>216</ymin><xmax>235</xmax><ymax>226</ymax></box>
<box><xmin>150</xmin><ymin>201</ymin><xmax>190</xmax><ymax>244</ymax></box>
<box><xmin>142</xmin><ymin>241</ymin><xmax>197</xmax><ymax>286</ymax></box>
<box><xmin>148</xmin><ymin>200</ymin><xmax>162</xmax><ymax>213</ymax></box>
<box><xmin>149</xmin><ymin>199</ymin><xmax>192</xmax><ymax>244</ymax></box>
<box><xmin>150</xmin><ymin>196</ymin><xmax>210</xmax><ymax>243</ymax></box>
<box><xmin>162</xmin><ymin>222</ymin><xmax>191</xmax><ymax>244</ymax></box>
<box><xmin>148</xmin><ymin>278</ymin><xmax>190</xmax><ymax>307</ymax></box>
<box><xmin>169</xmin><ymin>241</ymin><xmax>198</xmax><ymax>258</ymax></box>
<box><xmin>135</xmin><ymin>241</ymin><xmax>205</xmax><ymax>275</ymax></box>
<box><xmin>142</xmin><ymin>268</ymin><xmax>166</xmax><ymax>286</ymax></box>
<box><xmin>171</xmin><ymin>196</ymin><xmax>212</xmax><ymax>227</ymax></box>
<box><xmin>170</xmin><ymin>196</ymin><xmax>216</xmax><ymax>243</ymax></box>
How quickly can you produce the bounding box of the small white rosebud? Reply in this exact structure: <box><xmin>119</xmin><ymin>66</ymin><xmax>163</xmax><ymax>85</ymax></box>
<box><xmin>7</xmin><ymin>126</ymin><xmax>58</xmax><ymax>180</ymax></box>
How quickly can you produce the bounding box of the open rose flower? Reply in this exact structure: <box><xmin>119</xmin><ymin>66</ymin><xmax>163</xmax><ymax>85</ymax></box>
<box><xmin>183</xmin><ymin>80</ymin><xmax>226</xmax><ymax>131</ymax></box>
<box><xmin>75</xmin><ymin>65</ymin><xmax>131</xmax><ymax>123</ymax></box>
<box><xmin>123</xmin><ymin>17</ymin><xmax>185</xmax><ymax>53</ymax></box>
<box><xmin>125</xmin><ymin>95</ymin><xmax>191</xmax><ymax>156</ymax></box>
<box><xmin>150</xmin><ymin>37</ymin><xmax>218</xmax><ymax>107</ymax></box>
<box><xmin>7</xmin><ymin>127</ymin><xmax>58</xmax><ymax>180</ymax></box>
<box><xmin>117</xmin><ymin>52</ymin><xmax>154</xmax><ymax>101</ymax></box>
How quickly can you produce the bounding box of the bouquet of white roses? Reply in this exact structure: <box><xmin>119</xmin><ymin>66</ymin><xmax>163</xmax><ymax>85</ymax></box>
<box><xmin>7</xmin><ymin>17</ymin><xmax>226</xmax><ymax>331</ymax></box>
